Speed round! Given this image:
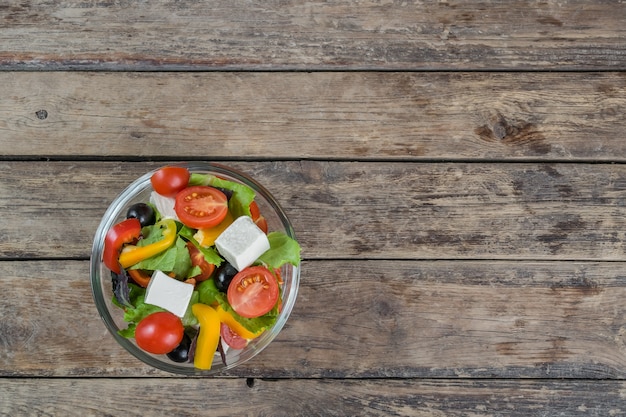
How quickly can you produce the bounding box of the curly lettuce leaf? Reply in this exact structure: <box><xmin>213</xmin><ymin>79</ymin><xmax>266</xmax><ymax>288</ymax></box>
<box><xmin>257</xmin><ymin>232</ymin><xmax>301</xmax><ymax>269</ymax></box>
<box><xmin>118</xmin><ymin>324</ymin><xmax>136</xmax><ymax>338</ymax></box>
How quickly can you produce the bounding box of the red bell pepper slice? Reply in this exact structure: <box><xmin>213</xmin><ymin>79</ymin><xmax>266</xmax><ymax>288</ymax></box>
<box><xmin>103</xmin><ymin>218</ymin><xmax>141</xmax><ymax>274</ymax></box>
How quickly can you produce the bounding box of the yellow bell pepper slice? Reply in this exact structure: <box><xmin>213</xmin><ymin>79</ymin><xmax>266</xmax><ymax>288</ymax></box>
<box><xmin>193</xmin><ymin>210</ymin><xmax>234</xmax><ymax>247</ymax></box>
<box><xmin>118</xmin><ymin>219</ymin><xmax>177</xmax><ymax>269</ymax></box>
<box><xmin>215</xmin><ymin>305</ymin><xmax>264</xmax><ymax>340</ymax></box>
<box><xmin>192</xmin><ymin>304</ymin><xmax>221</xmax><ymax>370</ymax></box>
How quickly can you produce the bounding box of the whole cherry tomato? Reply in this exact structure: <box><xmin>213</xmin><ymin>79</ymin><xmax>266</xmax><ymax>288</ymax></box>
<box><xmin>151</xmin><ymin>166</ymin><xmax>190</xmax><ymax>197</ymax></box>
<box><xmin>135</xmin><ymin>312</ymin><xmax>184</xmax><ymax>355</ymax></box>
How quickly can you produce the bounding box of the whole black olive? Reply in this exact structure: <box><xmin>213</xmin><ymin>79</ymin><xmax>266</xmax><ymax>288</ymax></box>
<box><xmin>126</xmin><ymin>203</ymin><xmax>156</xmax><ymax>227</ymax></box>
<box><xmin>214</xmin><ymin>262</ymin><xmax>238</xmax><ymax>292</ymax></box>
<box><xmin>167</xmin><ymin>333</ymin><xmax>192</xmax><ymax>363</ymax></box>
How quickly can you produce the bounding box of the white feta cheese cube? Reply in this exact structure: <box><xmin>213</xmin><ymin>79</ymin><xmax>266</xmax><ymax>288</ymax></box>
<box><xmin>214</xmin><ymin>216</ymin><xmax>270</xmax><ymax>271</ymax></box>
<box><xmin>144</xmin><ymin>270</ymin><xmax>194</xmax><ymax>317</ymax></box>
<box><xmin>149</xmin><ymin>191</ymin><xmax>179</xmax><ymax>221</ymax></box>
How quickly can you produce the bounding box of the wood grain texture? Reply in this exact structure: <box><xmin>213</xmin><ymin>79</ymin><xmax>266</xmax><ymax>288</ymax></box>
<box><xmin>2</xmin><ymin>161</ymin><xmax>626</xmax><ymax>261</ymax></box>
<box><xmin>1</xmin><ymin>72</ymin><xmax>626</xmax><ymax>160</ymax></box>
<box><xmin>2</xmin><ymin>0</ymin><xmax>625</xmax><ymax>412</ymax></box>
<box><xmin>2</xmin><ymin>260</ymin><xmax>625</xmax><ymax>378</ymax></box>
<box><xmin>1</xmin><ymin>378</ymin><xmax>625</xmax><ymax>416</ymax></box>
<box><xmin>1</xmin><ymin>0</ymin><xmax>625</xmax><ymax>70</ymax></box>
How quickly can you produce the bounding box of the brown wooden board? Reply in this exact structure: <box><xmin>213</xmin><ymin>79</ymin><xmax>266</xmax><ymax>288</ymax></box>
<box><xmin>1</xmin><ymin>260</ymin><xmax>625</xmax><ymax>378</ymax></box>
<box><xmin>1</xmin><ymin>378</ymin><xmax>625</xmax><ymax>416</ymax></box>
<box><xmin>2</xmin><ymin>161</ymin><xmax>626</xmax><ymax>261</ymax></box>
<box><xmin>1</xmin><ymin>72</ymin><xmax>625</xmax><ymax>161</ymax></box>
<box><xmin>2</xmin><ymin>0</ymin><xmax>626</xmax><ymax>414</ymax></box>
<box><xmin>1</xmin><ymin>1</ymin><xmax>625</xmax><ymax>70</ymax></box>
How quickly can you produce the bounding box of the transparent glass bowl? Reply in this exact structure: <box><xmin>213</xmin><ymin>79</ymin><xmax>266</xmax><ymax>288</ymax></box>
<box><xmin>90</xmin><ymin>163</ymin><xmax>300</xmax><ymax>375</ymax></box>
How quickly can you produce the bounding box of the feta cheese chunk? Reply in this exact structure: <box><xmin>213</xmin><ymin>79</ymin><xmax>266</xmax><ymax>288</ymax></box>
<box><xmin>215</xmin><ymin>216</ymin><xmax>270</xmax><ymax>271</ymax></box>
<box><xmin>150</xmin><ymin>191</ymin><xmax>179</xmax><ymax>221</ymax></box>
<box><xmin>144</xmin><ymin>270</ymin><xmax>194</xmax><ymax>317</ymax></box>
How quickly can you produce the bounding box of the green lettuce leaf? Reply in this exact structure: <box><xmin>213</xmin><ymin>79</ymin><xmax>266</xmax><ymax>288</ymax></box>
<box><xmin>122</xmin><ymin>292</ymin><xmax>164</xmax><ymax>325</ymax></box>
<box><xmin>257</xmin><ymin>232</ymin><xmax>301</xmax><ymax>269</ymax></box>
<box><xmin>171</xmin><ymin>237</ymin><xmax>193</xmax><ymax>278</ymax></box>
<box><xmin>130</xmin><ymin>236</ymin><xmax>192</xmax><ymax>279</ymax></box>
<box><xmin>186</xmin><ymin>265</ymin><xmax>203</xmax><ymax>279</ymax></box>
<box><xmin>118</xmin><ymin>323</ymin><xmax>136</xmax><ymax>338</ymax></box>
<box><xmin>179</xmin><ymin>225</ymin><xmax>223</xmax><ymax>267</ymax></box>
<box><xmin>197</xmin><ymin>278</ymin><xmax>221</xmax><ymax>306</ymax></box>
<box><xmin>137</xmin><ymin>222</ymin><xmax>169</xmax><ymax>247</ymax></box>
<box><xmin>181</xmin><ymin>291</ymin><xmax>199</xmax><ymax>327</ymax></box>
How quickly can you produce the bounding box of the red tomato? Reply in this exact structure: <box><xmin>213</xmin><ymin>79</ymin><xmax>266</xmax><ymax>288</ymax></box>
<box><xmin>135</xmin><ymin>312</ymin><xmax>184</xmax><ymax>354</ymax></box>
<box><xmin>249</xmin><ymin>201</ymin><xmax>268</xmax><ymax>234</ymax></box>
<box><xmin>249</xmin><ymin>200</ymin><xmax>261</xmax><ymax>218</ymax></box>
<box><xmin>174</xmin><ymin>186</ymin><xmax>228</xmax><ymax>229</ymax></box>
<box><xmin>103</xmin><ymin>218</ymin><xmax>141</xmax><ymax>274</ymax></box>
<box><xmin>227</xmin><ymin>266</ymin><xmax>279</xmax><ymax>318</ymax></box>
<box><xmin>273</xmin><ymin>268</ymin><xmax>283</xmax><ymax>285</ymax></box>
<box><xmin>186</xmin><ymin>241</ymin><xmax>215</xmax><ymax>282</ymax></box>
<box><xmin>150</xmin><ymin>166</ymin><xmax>190</xmax><ymax>197</ymax></box>
<box><xmin>220</xmin><ymin>323</ymin><xmax>248</xmax><ymax>350</ymax></box>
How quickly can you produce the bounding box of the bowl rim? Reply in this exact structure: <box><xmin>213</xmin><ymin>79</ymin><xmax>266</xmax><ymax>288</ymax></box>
<box><xmin>90</xmin><ymin>162</ymin><xmax>300</xmax><ymax>375</ymax></box>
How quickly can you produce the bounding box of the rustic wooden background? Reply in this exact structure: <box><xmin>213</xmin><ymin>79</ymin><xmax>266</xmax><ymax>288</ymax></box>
<box><xmin>1</xmin><ymin>1</ymin><xmax>626</xmax><ymax>415</ymax></box>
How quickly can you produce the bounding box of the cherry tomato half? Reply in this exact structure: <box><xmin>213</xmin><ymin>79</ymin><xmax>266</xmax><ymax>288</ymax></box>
<box><xmin>175</xmin><ymin>186</ymin><xmax>228</xmax><ymax>229</ymax></box>
<box><xmin>103</xmin><ymin>218</ymin><xmax>141</xmax><ymax>274</ymax></box>
<box><xmin>135</xmin><ymin>311</ymin><xmax>184</xmax><ymax>354</ymax></box>
<box><xmin>220</xmin><ymin>323</ymin><xmax>248</xmax><ymax>350</ymax></box>
<box><xmin>227</xmin><ymin>266</ymin><xmax>279</xmax><ymax>318</ymax></box>
<box><xmin>186</xmin><ymin>241</ymin><xmax>215</xmax><ymax>282</ymax></box>
<box><xmin>249</xmin><ymin>201</ymin><xmax>268</xmax><ymax>234</ymax></box>
<box><xmin>151</xmin><ymin>166</ymin><xmax>190</xmax><ymax>197</ymax></box>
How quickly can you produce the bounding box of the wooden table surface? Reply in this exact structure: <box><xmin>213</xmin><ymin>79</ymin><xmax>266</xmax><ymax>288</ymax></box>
<box><xmin>2</xmin><ymin>1</ymin><xmax>626</xmax><ymax>415</ymax></box>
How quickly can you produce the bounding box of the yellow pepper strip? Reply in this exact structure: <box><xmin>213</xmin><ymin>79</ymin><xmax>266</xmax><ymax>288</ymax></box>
<box><xmin>118</xmin><ymin>219</ymin><xmax>177</xmax><ymax>269</ymax></box>
<box><xmin>192</xmin><ymin>304</ymin><xmax>221</xmax><ymax>370</ymax></box>
<box><xmin>215</xmin><ymin>305</ymin><xmax>264</xmax><ymax>340</ymax></box>
<box><xmin>193</xmin><ymin>210</ymin><xmax>234</xmax><ymax>247</ymax></box>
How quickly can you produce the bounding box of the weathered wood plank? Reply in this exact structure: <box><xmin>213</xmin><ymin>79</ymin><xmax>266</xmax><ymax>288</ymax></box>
<box><xmin>1</xmin><ymin>260</ymin><xmax>625</xmax><ymax>378</ymax></box>
<box><xmin>1</xmin><ymin>377</ymin><xmax>625</xmax><ymax>416</ymax></box>
<box><xmin>1</xmin><ymin>1</ymin><xmax>624</xmax><ymax>70</ymax></box>
<box><xmin>2</xmin><ymin>161</ymin><xmax>626</xmax><ymax>261</ymax></box>
<box><xmin>1</xmin><ymin>72</ymin><xmax>625</xmax><ymax>160</ymax></box>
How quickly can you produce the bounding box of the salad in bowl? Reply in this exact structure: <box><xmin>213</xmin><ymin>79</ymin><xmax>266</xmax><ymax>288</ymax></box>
<box><xmin>90</xmin><ymin>163</ymin><xmax>301</xmax><ymax>374</ymax></box>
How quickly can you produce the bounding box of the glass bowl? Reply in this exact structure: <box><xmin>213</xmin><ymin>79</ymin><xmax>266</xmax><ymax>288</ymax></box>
<box><xmin>90</xmin><ymin>162</ymin><xmax>300</xmax><ymax>375</ymax></box>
